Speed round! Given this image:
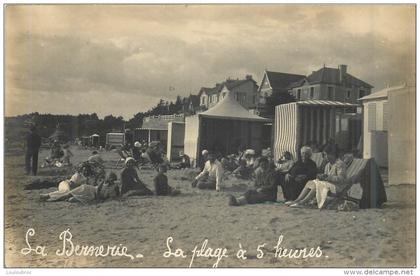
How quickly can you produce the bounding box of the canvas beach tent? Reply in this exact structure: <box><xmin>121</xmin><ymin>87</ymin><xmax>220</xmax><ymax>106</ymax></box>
<box><xmin>184</xmin><ymin>91</ymin><xmax>270</xmax><ymax>167</ymax></box>
<box><xmin>274</xmin><ymin>100</ymin><xmax>358</xmax><ymax>161</ymax></box>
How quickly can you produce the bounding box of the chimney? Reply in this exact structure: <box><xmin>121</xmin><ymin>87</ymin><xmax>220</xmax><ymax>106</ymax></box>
<box><xmin>246</xmin><ymin>74</ymin><xmax>253</xmax><ymax>80</ymax></box>
<box><xmin>339</xmin><ymin>64</ymin><xmax>347</xmax><ymax>83</ymax></box>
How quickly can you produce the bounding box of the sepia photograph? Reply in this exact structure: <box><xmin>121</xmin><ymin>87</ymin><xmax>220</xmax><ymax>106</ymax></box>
<box><xmin>3</xmin><ymin>3</ymin><xmax>416</xmax><ymax>271</ymax></box>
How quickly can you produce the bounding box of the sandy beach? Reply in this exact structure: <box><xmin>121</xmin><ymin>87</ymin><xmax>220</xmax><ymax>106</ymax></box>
<box><xmin>4</xmin><ymin>146</ymin><xmax>415</xmax><ymax>268</ymax></box>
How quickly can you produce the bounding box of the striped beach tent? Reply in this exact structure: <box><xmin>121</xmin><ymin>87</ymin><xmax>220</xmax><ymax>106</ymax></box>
<box><xmin>274</xmin><ymin>100</ymin><xmax>358</xmax><ymax>161</ymax></box>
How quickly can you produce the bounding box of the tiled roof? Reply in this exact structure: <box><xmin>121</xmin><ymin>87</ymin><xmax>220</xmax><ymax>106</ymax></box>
<box><xmin>288</xmin><ymin>67</ymin><xmax>373</xmax><ymax>89</ymax></box>
<box><xmin>265</xmin><ymin>71</ymin><xmax>305</xmax><ymax>90</ymax></box>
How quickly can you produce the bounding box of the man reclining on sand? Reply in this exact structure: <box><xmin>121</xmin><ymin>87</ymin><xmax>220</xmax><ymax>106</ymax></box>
<box><xmin>120</xmin><ymin>157</ymin><xmax>153</xmax><ymax>197</ymax></box>
<box><xmin>154</xmin><ymin>164</ymin><xmax>180</xmax><ymax>196</ymax></box>
<box><xmin>191</xmin><ymin>153</ymin><xmax>223</xmax><ymax>192</ymax></box>
<box><xmin>228</xmin><ymin>157</ymin><xmax>277</xmax><ymax>206</ymax></box>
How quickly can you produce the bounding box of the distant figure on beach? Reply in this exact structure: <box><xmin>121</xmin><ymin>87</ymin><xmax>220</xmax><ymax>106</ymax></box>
<box><xmin>120</xmin><ymin>157</ymin><xmax>153</xmax><ymax>197</ymax></box>
<box><xmin>25</xmin><ymin>125</ymin><xmax>42</xmax><ymax>175</ymax></box>
<box><xmin>198</xmin><ymin>149</ymin><xmax>209</xmax><ymax>171</ymax></box>
<box><xmin>132</xmin><ymin>141</ymin><xmax>142</xmax><ymax>161</ymax></box>
<box><xmin>154</xmin><ymin>164</ymin><xmax>180</xmax><ymax>196</ymax></box>
<box><xmin>174</xmin><ymin>152</ymin><xmax>190</xmax><ymax>169</ymax></box>
<box><xmin>287</xmin><ymin>145</ymin><xmax>347</xmax><ymax>209</ymax></box>
<box><xmin>192</xmin><ymin>153</ymin><xmax>223</xmax><ymax>191</ymax></box>
<box><xmin>278</xmin><ymin>146</ymin><xmax>318</xmax><ymax>201</ymax></box>
<box><xmin>228</xmin><ymin>157</ymin><xmax>277</xmax><ymax>206</ymax></box>
<box><xmin>88</xmin><ymin>150</ymin><xmax>104</xmax><ymax>165</ymax></box>
<box><xmin>61</xmin><ymin>144</ymin><xmax>74</xmax><ymax>166</ymax></box>
<box><xmin>43</xmin><ymin>140</ymin><xmax>64</xmax><ymax>167</ymax></box>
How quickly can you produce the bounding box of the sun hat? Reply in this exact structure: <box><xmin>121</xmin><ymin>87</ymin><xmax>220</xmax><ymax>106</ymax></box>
<box><xmin>125</xmin><ymin>157</ymin><xmax>136</xmax><ymax>165</ymax></box>
<box><xmin>134</xmin><ymin>141</ymin><xmax>141</xmax><ymax>148</ymax></box>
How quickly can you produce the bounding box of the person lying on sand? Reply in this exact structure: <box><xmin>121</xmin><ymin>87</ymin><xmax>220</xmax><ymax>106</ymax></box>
<box><xmin>41</xmin><ymin>172</ymin><xmax>120</xmax><ymax>203</ymax></box>
<box><xmin>39</xmin><ymin>162</ymin><xmax>93</xmax><ymax>201</ymax></box>
<box><xmin>278</xmin><ymin>147</ymin><xmax>317</xmax><ymax>202</ymax></box>
<box><xmin>191</xmin><ymin>153</ymin><xmax>223</xmax><ymax>191</ymax></box>
<box><xmin>120</xmin><ymin>157</ymin><xmax>153</xmax><ymax>197</ymax></box>
<box><xmin>286</xmin><ymin>145</ymin><xmax>347</xmax><ymax>209</ymax></box>
<box><xmin>228</xmin><ymin>157</ymin><xmax>277</xmax><ymax>206</ymax></box>
<box><xmin>154</xmin><ymin>164</ymin><xmax>180</xmax><ymax>196</ymax></box>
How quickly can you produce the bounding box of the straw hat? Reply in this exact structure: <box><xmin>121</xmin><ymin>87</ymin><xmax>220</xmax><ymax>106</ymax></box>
<box><xmin>134</xmin><ymin>141</ymin><xmax>141</xmax><ymax>148</ymax></box>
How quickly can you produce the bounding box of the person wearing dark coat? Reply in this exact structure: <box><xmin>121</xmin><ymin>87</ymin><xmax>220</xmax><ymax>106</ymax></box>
<box><xmin>120</xmin><ymin>157</ymin><xmax>153</xmax><ymax>197</ymax></box>
<box><xmin>228</xmin><ymin>157</ymin><xmax>278</xmax><ymax>206</ymax></box>
<box><xmin>25</xmin><ymin>125</ymin><xmax>42</xmax><ymax>175</ymax></box>
<box><xmin>279</xmin><ymin>146</ymin><xmax>318</xmax><ymax>201</ymax></box>
<box><xmin>154</xmin><ymin>164</ymin><xmax>180</xmax><ymax>196</ymax></box>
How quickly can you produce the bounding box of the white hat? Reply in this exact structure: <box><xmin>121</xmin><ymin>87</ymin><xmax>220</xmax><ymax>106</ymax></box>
<box><xmin>201</xmin><ymin>150</ymin><xmax>209</xmax><ymax>155</ymax></box>
<box><xmin>134</xmin><ymin>141</ymin><xmax>141</xmax><ymax>148</ymax></box>
<box><xmin>125</xmin><ymin>157</ymin><xmax>136</xmax><ymax>165</ymax></box>
<box><xmin>245</xmin><ymin>149</ymin><xmax>255</xmax><ymax>155</ymax></box>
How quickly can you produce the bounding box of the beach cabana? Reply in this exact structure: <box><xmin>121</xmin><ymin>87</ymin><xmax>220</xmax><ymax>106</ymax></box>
<box><xmin>274</xmin><ymin>100</ymin><xmax>358</xmax><ymax>161</ymax></box>
<box><xmin>184</xmin><ymin>91</ymin><xmax>271</xmax><ymax>166</ymax></box>
<box><xmin>359</xmin><ymin>83</ymin><xmax>414</xmax><ymax>185</ymax></box>
<box><xmin>90</xmin><ymin>134</ymin><xmax>100</xmax><ymax>147</ymax></box>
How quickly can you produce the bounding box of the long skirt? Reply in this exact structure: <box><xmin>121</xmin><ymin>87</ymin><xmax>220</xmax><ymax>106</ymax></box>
<box><xmin>311</xmin><ymin>179</ymin><xmax>338</xmax><ymax>209</ymax></box>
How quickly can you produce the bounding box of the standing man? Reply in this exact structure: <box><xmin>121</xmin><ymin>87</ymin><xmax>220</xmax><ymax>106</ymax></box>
<box><xmin>25</xmin><ymin>125</ymin><xmax>42</xmax><ymax>175</ymax></box>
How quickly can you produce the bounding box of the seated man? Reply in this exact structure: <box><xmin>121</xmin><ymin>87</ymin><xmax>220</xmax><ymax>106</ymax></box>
<box><xmin>154</xmin><ymin>164</ymin><xmax>180</xmax><ymax>196</ymax></box>
<box><xmin>120</xmin><ymin>157</ymin><xmax>153</xmax><ymax>197</ymax></box>
<box><xmin>192</xmin><ymin>153</ymin><xmax>223</xmax><ymax>191</ymax></box>
<box><xmin>280</xmin><ymin>146</ymin><xmax>318</xmax><ymax>202</ymax></box>
<box><xmin>228</xmin><ymin>157</ymin><xmax>277</xmax><ymax>206</ymax></box>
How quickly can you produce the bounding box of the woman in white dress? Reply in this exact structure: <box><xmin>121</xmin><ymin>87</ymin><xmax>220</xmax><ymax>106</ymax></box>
<box><xmin>288</xmin><ymin>146</ymin><xmax>347</xmax><ymax>209</ymax></box>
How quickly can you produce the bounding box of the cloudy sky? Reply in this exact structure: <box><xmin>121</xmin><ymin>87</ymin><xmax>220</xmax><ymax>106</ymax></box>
<box><xmin>6</xmin><ymin>4</ymin><xmax>415</xmax><ymax>119</ymax></box>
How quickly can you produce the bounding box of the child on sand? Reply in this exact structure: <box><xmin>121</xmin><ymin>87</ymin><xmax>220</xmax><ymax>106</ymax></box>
<box><xmin>154</xmin><ymin>164</ymin><xmax>180</xmax><ymax>196</ymax></box>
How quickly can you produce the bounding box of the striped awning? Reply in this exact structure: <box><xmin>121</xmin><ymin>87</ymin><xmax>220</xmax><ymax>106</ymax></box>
<box><xmin>296</xmin><ymin>100</ymin><xmax>359</xmax><ymax>107</ymax></box>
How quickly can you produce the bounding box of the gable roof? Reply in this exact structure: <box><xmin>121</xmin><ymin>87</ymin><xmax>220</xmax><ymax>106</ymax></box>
<box><xmin>199</xmin><ymin>91</ymin><xmax>270</xmax><ymax>122</ymax></box>
<box><xmin>264</xmin><ymin>70</ymin><xmax>305</xmax><ymax>90</ymax></box>
<box><xmin>288</xmin><ymin>67</ymin><xmax>373</xmax><ymax>89</ymax></box>
<box><xmin>359</xmin><ymin>83</ymin><xmax>406</xmax><ymax>101</ymax></box>
<box><xmin>199</xmin><ymin>77</ymin><xmax>256</xmax><ymax>97</ymax></box>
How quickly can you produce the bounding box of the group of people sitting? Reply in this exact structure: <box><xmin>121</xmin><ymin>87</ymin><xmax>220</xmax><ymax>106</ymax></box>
<box><xmin>117</xmin><ymin>141</ymin><xmax>169</xmax><ymax>168</ymax></box>
<box><xmin>189</xmin><ymin>142</ymin><xmax>349</xmax><ymax>209</ymax></box>
<box><xmin>40</xmin><ymin>151</ymin><xmax>180</xmax><ymax>204</ymax></box>
<box><xmin>42</xmin><ymin>140</ymin><xmax>74</xmax><ymax>167</ymax></box>
<box><xmin>38</xmin><ymin>137</ymin><xmax>350</xmax><ymax>210</ymax></box>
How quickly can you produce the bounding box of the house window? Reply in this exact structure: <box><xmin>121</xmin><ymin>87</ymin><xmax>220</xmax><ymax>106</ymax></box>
<box><xmin>359</xmin><ymin>89</ymin><xmax>365</xmax><ymax>99</ymax></box>
<box><xmin>297</xmin><ymin>89</ymin><xmax>301</xmax><ymax>100</ymax></box>
<box><xmin>222</xmin><ymin>93</ymin><xmax>226</xmax><ymax>98</ymax></box>
<box><xmin>201</xmin><ymin>97</ymin><xmax>205</xmax><ymax>105</ymax></box>
<box><xmin>310</xmin><ymin>87</ymin><xmax>314</xmax><ymax>99</ymax></box>
<box><xmin>328</xmin><ymin>87</ymin><xmax>334</xmax><ymax>100</ymax></box>
<box><xmin>347</xmin><ymin>90</ymin><xmax>351</xmax><ymax>99</ymax></box>
<box><xmin>253</xmin><ymin>95</ymin><xmax>256</xmax><ymax>104</ymax></box>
